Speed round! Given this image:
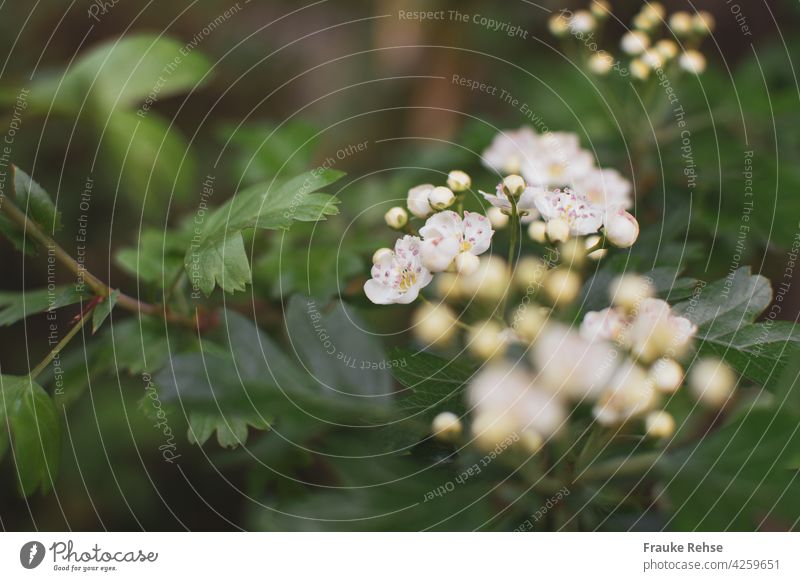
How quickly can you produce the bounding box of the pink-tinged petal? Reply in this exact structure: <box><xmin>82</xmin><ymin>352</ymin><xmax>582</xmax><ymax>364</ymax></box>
<box><xmin>422</xmin><ymin>237</ymin><xmax>459</xmax><ymax>272</ymax></box>
<box><xmin>463</xmin><ymin>211</ymin><xmax>494</xmax><ymax>255</ymax></box>
<box><xmin>364</xmin><ymin>279</ymin><xmax>399</xmax><ymax>305</ymax></box>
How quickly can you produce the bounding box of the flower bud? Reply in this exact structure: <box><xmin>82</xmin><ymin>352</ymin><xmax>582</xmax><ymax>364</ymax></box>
<box><xmin>630</xmin><ymin>58</ymin><xmax>650</xmax><ymax>80</ymax></box>
<box><xmin>568</xmin><ymin>10</ymin><xmax>596</xmax><ymax>34</ymax></box>
<box><xmin>429</xmin><ymin>186</ymin><xmax>455</xmax><ymax>210</ymax></box>
<box><xmin>693</xmin><ymin>11</ymin><xmax>715</xmax><ymax>35</ymax></box>
<box><xmin>543</xmin><ymin>268</ymin><xmax>581</xmax><ymax>307</ymax></box>
<box><xmin>412</xmin><ymin>302</ymin><xmax>458</xmax><ymax>346</ymax></box>
<box><xmin>649</xmin><ymin>358</ymin><xmax>684</xmax><ymax>393</ymax></box>
<box><xmin>679</xmin><ymin>50</ymin><xmax>706</xmax><ymax>75</ymax></box>
<box><xmin>447</xmin><ymin>170</ymin><xmax>471</xmax><ymax>192</ymax></box>
<box><xmin>528</xmin><ymin>220</ymin><xmax>547</xmax><ymax>243</ymax></box>
<box><xmin>621</xmin><ymin>30</ymin><xmax>650</xmax><ymax>55</ymax></box>
<box><xmin>590</xmin><ymin>0</ymin><xmax>610</xmax><ymax>19</ymax></box>
<box><xmin>546</xmin><ymin>218</ymin><xmax>570</xmax><ymax>243</ymax></box>
<box><xmin>633</xmin><ymin>12</ymin><xmax>657</xmax><ymax>32</ymax></box>
<box><xmin>520</xmin><ymin>430</ymin><xmax>544</xmax><ymax>454</ymax></box>
<box><xmin>487</xmin><ymin>206</ymin><xmax>509</xmax><ymax>229</ymax></box>
<box><xmin>645</xmin><ymin>410</ymin><xmax>675</xmax><ymax>439</ymax></box>
<box><xmin>468</xmin><ymin>320</ymin><xmax>507</xmax><ymax>360</ymax></box>
<box><xmin>584</xmin><ymin>235</ymin><xmax>607</xmax><ymax>260</ymax></box>
<box><xmin>435</xmin><ymin>273</ymin><xmax>463</xmax><ymax>301</ymax></box>
<box><xmin>503</xmin><ymin>174</ymin><xmax>526</xmax><ymax>198</ymax></box>
<box><xmin>669</xmin><ymin>11</ymin><xmax>693</xmax><ymax>37</ymax></box>
<box><xmin>689</xmin><ymin>358</ymin><xmax>735</xmax><ymax>407</ymax></box>
<box><xmin>372</xmin><ymin>247</ymin><xmax>393</xmax><ymax>264</ymax></box>
<box><xmin>514</xmin><ymin>256</ymin><xmax>549</xmax><ymax>290</ymax></box>
<box><xmin>515</xmin><ymin>306</ymin><xmax>549</xmax><ymax>342</ymax></box>
<box><xmin>384</xmin><ymin>206</ymin><xmax>408</xmax><ymax>229</ymax></box>
<box><xmin>588</xmin><ymin>51</ymin><xmax>614</xmax><ymax>75</ymax></box>
<box><xmin>655</xmin><ymin>39</ymin><xmax>678</xmax><ymax>61</ymax></box>
<box><xmin>548</xmin><ymin>13</ymin><xmax>570</xmax><ymax>37</ymax></box>
<box><xmin>641</xmin><ymin>49</ymin><xmax>664</xmax><ymax>70</ymax></box>
<box><xmin>559</xmin><ymin>238</ymin><xmax>586</xmax><ymax>267</ymax></box>
<box><xmin>460</xmin><ymin>256</ymin><xmax>509</xmax><ymax>302</ymax></box>
<box><xmin>432</xmin><ymin>411</ymin><xmax>462</xmax><ymax>442</ymax></box>
<box><xmin>407</xmin><ymin>184</ymin><xmax>434</xmax><ymax>218</ymax></box>
<box><xmin>609</xmin><ymin>274</ymin><xmax>655</xmax><ymax>312</ymax></box>
<box><xmin>455</xmin><ymin>252</ymin><xmax>480</xmax><ymax>276</ymax></box>
<box><xmin>472</xmin><ymin>413</ymin><xmax>516</xmax><ymax>452</ymax></box>
<box><xmin>604</xmin><ymin>208</ymin><xmax>639</xmax><ymax>247</ymax></box>
<box><xmin>642</xmin><ymin>2</ymin><xmax>665</xmax><ymax>20</ymax></box>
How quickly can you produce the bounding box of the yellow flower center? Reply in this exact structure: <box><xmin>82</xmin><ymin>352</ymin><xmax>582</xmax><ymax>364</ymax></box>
<box><xmin>399</xmin><ymin>268</ymin><xmax>417</xmax><ymax>291</ymax></box>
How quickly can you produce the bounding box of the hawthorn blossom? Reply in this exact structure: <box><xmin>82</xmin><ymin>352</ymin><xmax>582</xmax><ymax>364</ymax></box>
<box><xmin>593</xmin><ymin>359</ymin><xmax>658</xmax><ymax>425</ymax></box>
<box><xmin>481</xmin><ymin>127</ymin><xmax>539</xmax><ymax>175</ymax></box>
<box><xmin>622</xmin><ymin>298</ymin><xmax>697</xmax><ymax>361</ymax></box>
<box><xmin>468</xmin><ymin>362</ymin><xmax>567</xmax><ymax>441</ymax></box>
<box><xmin>533</xmin><ymin>188</ymin><xmax>604</xmax><ymax>236</ymax></box>
<box><xmin>364</xmin><ymin>235</ymin><xmax>432</xmax><ymax>304</ymax></box>
<box><xmin>580</xmin><ymin>307</ymin><xmax>627</xmax><ymax>342</ymax></box>
<box><xmin>480</xmin><ymin>183</ymin><xmax>541</xmax><ymax>223</ymax></box>
<box><xmin>573</xmin><ymin>168</ymin><xmax>633</xmax><ymax>210</ymax></box>
<box><xmin>521</xmin><ymin>132</ymin><xmax>595</xmax><ymax>188</ymax></box>
<box><xmin>604</xmin><ymin>206</ymin><xmax>640</xmax><ymax>247</ymax></box>
<box><xmin>407</xmin><ymin>184</ymin><xmax>435</xmax><ymax>218</ymax></box>
<box><xmin>419</xmin><ymin>211</ymin><xmax>493</xmax><ymax>273</ymax></box>
<box><xmin>531</xmin><ymin>323</ymin><xmax>618</xmax><ymax>401</ymax></box>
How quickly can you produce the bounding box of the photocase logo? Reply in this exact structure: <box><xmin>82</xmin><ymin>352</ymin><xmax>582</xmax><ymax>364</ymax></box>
<box><xmin>20</xmin><ymin>541</ymin><xmax>46</xmax><ymax>569</ymax></box>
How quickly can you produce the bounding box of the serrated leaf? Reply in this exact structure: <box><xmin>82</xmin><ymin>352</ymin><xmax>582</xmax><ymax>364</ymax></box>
<box><xmin>0</xmin><ymin>166</ymin><xmax>62</xmax><ymax>253</ymax></box>
<box><xmin>188</xmin><ymin>411</ymin><xmax>269</xmax><ymax>449</ymax></box>
<box><xmin>115</xmin><ymin>226</ymin><xmax>189</xmax><ymax>286</ymax></box>
<box><xmin>0</xmin><ymin>285</ymin><xmax>89</xmax><ymax>326</ymax></box>
<box><xmin>185</xmin><ymin>169</ymin><xmax>343</xmax><ymax>296</ymax></box>
<box><xmin>92</xmin><ymin>290</ymin><xmax>119</xmax><ymax>333</ymax></box>
<box><xmin>0</xmin><ymin>375</ymin><xmax>61</xmax><ymax>496</ymax></box>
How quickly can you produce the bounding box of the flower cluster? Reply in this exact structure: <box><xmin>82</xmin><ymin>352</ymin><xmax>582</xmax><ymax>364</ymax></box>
<box><xmin>550</xmin><ymin>1</ymin><xmax>713</xmax><ymax>80</ymax></box>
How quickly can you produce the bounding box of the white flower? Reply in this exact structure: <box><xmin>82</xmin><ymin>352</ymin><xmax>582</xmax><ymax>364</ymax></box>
<box><xmin>621</xmin><ymin>30</ymin><xmax>650</xmax><ymax>55</ymax></box>
<box><xmin>468</xmin><ymin>363</ymin><xmax>567</xmax><ymax>440</ymax></box>
<box><xmin>480</xmin><ymin>183</ymin><xmax>541</xmax><ymax>223</ymax></box>
<box><xmin>593</xmin><ymin>359</ymin><xmax>657</xmax><ymax>425</ymax></box>
<box><xmin>364</xmin><ymin>235</ymin><xmax>432</xmax><ymax>304</ymax></box>
<box><xmin>407</xmin><ymin>184</ymin><xmax>435</xmax><ymax>218</ymax></box>
<box><xmin>481</xmin><ymin>127</ymin><xmax>539</xmax><ymax>175</ymax></box>
<box><xmin>419</xmin><ymin>210</ymin><xmax>493</xmax><ymax>272</ymax></box>
<box><xmin>521</xmin><ymin>132</ymin><xmax>595</xmax><ymax>188</ymax></box>
<box><xmin>588</xmin><ymin>51</ymin><xmax>614</xmax><ymax>75</ymax></box>
<box><xmin>622</xmin><ymin>298</ymin><xmax>697</xmax><ymax>361</ymax></box>
<box><xmin>655</xmin><ymin>39</ymin><xmax>678</xmax><ymax>61</ymax></box>
<box><xmin>645</xmin><ymin>410</ymin><xmax>675</xmax><ymax>439</ymax></box>
<box><xmin>574</xmin><ymin>168</ymin><xmax>632</xmax><ymax>209</ymax></box>
<box><xmin>568</xmin><ymin>10</ymin><xmax>596</xmax><ymax>33</ymax></box>
<box><xmin>669</xmin><ymin>12</ymin><xmax>693</xmax><ymax>37</ymax></box>
<box><xmin>531</xmin><ymin>323</ymin><xmax>618</xmax><ymax>400</ymax></box>
<box><xmin>689</xmin><ymin>358</ymin><xmax>735</xmax><ymax>407</ymax></box>
<box><xmin>604</xmin><ymin>206</ymin><xmax>639</xmax><ymax>247</ymax></box>
<box><xmin>679</xmin><ymin>50</ymin><xmax>707</xmax><ymax>75</ymax></box>
<box><xmin>580</xmin><ymin>307</ymin><xmax>627</xmax><ymax>342</ymax></box>
<box><xmin>533</xmin><ymin>188</ymin><xmax>604</xmax><ymax>236</ymax></box>
<box><xmin>432</xmin><ymin>412</ymin><xmax>462</xmax><ymax>441</ymax></box>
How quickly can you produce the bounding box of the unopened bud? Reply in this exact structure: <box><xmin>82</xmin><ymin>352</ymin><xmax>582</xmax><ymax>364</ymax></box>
<box><xmin>520</xmin><ymin>430</ymin><xmax>544</xmax><ymax>454</ymax></box>
<box><xmin>621</xmin><ymin>30</ymin><xmax>650</xmax><ymax>55</ymax></box>
<box><xmin>604</xmin><ymin>208</ymin><xmax>639</xmax><ymax>247</ymax></box>
<box><xmin>384</xmin><ymin>207</ymin><xmax>408</xmax><ymax>229</ymax></box>
<box><xmin>590</xmin><ymin>0</ymin><xmax>610</xmax><ymax>19</ymax></box>
<box><xmin>645</xmin><ymin>410</ymin><xmax>675</xmax><ymax>439</ymax></box>
<box><xmin>372</xmin><ymin>247</ymin><xmax>393</xmax><ymax>264</ymax></box>
<box><xmin>468</xmin><ymin>320</ymin><xmax>507</xmax><ymax>360</ymax></box>
<box><xmin>693</xmin><ymin>11</ymin><xmax>715</xmax><ymax>35</ymax></box>
<box><xmin>429</xmin><ymin>186</ymin><xmax>456</xmax><ymax>210</ymax></box>
<box><xmin>412</xmin><ymin>302</ymin><xmax>458</xmax><ymax>346</ymax></box>
<box><xmin>649</xmin><ymin>358</ymin><xmax>684</xmax><ymax>393</ymax></box>
<box><xmin>588</xmin><ymin>51</ymin><xmax>614</xmax><ymax>75</ymax></box>
<box><xmin>447</xmin><ymin>170</ymin><xmax>471</xmax><ymax>192</ymax></box>
<box><xmin>548</xmin><ymin>13</ymin><xmax>570</xmax><ymax>37</ymax></box>
<box><xmin>515</xmin><ymin>306</ymin><xmax>549</xmax><ymax>342</ymax></box>
<box><xmin>455</xmin><ymin>252</ymin><xmax>480</xmax><ymax>276</ymax></box>
<box><xmin>669</xmin><ymin>12</ymin><xmax>693</xmax><ymax>37</ymax></box>
<box><xmin>689</xmin><ymin>358</ymin><xmax>735</xmax><ymax>407</ymax></box>
<box><xmin>610</xmin><ymin>274</ymin><xmax>655</xmax><ymax>312</ymax></box>
<box><xmin>503</xmin><ymin>174</ymin><xmax>526</xmax><ymax>198</ymax></box>
<box><xmin>487</xmin><ymin>207</ymin><xmax>510</xmax><ymax>229</ymax></box>
<box><xmin>679</xmin><ymin>50</ymin><xmax>706</xmax><ymax>75</ymax></box>
<box><xmin>528</xmin><ymin>220</ymin><xmax>548</xmax><ymax>243</ymax></box>
<box><xmin>432</xmin><ymin>411</ymin><xmax>462</xmax><ymax>442</ymax></box>
<box><xmin>543</xmin><ymin>268</ymin><xmax>581</xmax><ymax>307</ymax></box>
<box><xmin>546</xmin><ymin>218</ymin><xmax>570</xmax><ymax>243</ymax></box>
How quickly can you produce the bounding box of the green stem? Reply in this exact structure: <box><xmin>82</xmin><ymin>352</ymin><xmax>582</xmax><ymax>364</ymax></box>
<box><xmin>501</xmin><ymin>197</ymin><xmax>520</xmax><ymax>317</ymax></box>
<box><xmin>576</xmin><ymin>451</ymin><xmax>661</xmax><ymax>483</ymax></box>
<box><xmin>29</xmin><ymin>304</ymin><xmax>94</xmax><ymax>379</ymax></box>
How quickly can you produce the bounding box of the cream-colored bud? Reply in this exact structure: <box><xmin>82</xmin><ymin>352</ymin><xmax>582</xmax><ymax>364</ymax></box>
<box><xmin>460</xmin><ymin>256</ymin><xmax>509</xmax><ymax>302</ymax></box>
<box><xmin>645</xmin><ymin>410</ymin><xmax>675</xmax><ymax>439</ymax></box>
<box><xmin>487</xmin><ymin>206</ymin><xmax>509</xmax><ymax>229</ymax></box>
<box><xmin>655</xmin><ymin>39</ymin><xmax>678</xmax><ymax>61</ymax></box>
<box><xmin>643</xmin><ymin>2</ymin><xmax>665</xmax><ymax>20</ymax></box>
<box><xmin>429</xmin><ymin>186</ymin><xmax>455</xmax><ymax>210</ymax></box>
<box><xmin>412</xmin><ymin>302</ymin><xmax>458</xmax><ymax>346</ymax></box>
<box><xmin>472</xmin><ymin>413</ymin><xmax>516</xmax><ymax>452</ymax></box>
<box><xmin>435</xmin><ymin>272</ymin><xmax>463</xmax><ymax>301</ymax></box>
<box><xmin>548</xmin><ymin>13</ymin><xmax>570</xmax><ymax>37</ymax></box>
<box><xmin>609</xmin><ymin>274</ymin><xmax>655</xmax><ymax>312</ymax></box>
<box><xmin>689</xmin><ymin>358</ymin><xmax>736</xmax><ymax>407</ymax></box>
<box><xmin>384</xmin><ymin>207</ymin><xmax>408</xmax><ymax>229</ymax></box>
<box><xmin>604</xmin><ymin>209</ymin><xmax>640</xmax><ymax>247</ymax></box>
<box><xmin>468</xmin><ymin>320</ymin><xmax>507</xmax><ymax>360</ymax></box>
<box><xmin>650</xmin><ymin>358</ymin><xmax>684</xmax><ymax>393</ymax></box>
<box><xmin>569</xmin><ymin>10</ymin><xmax>596</xmax><ymax>34</ymax></box>
<box><xmin>455</xmin><ymin>252</ymin><xmax>480</xmax><ymax>276</ymax></box>
<box><xmin>503</xmin><ymin>174</ymin><xmax>526</xmax><ymax>198</ymax></box>
<box><xmin>679</xmin><ymin>50</ymin><xmax>706</xmax><ymax>75</ymax></box>
<box><xmin>515</xmin><ymin>306</ymin><xmax>549</xmax><ymax>342</ymax></box>
<box><xmin>630</xmin><ymin>58</ymin><xmax>650</xmax><ymax>80</ymax></box>
<box><xmin>621</xmin><ymin>30</ymin><xmax>650</xmax><ymax>55</ymax></box>
<box><xmin>584</xmin><ymin>235</ymin><xmax>607</xmax><ymax>260</ymax></box>
<box><xmin>546</xmin><ymin>218</ymin><xmax>570</xmax><ymax>243</ymax></box>
<box><xmin>446</xmin><ymin>170</ymin><xmax>471</xmax><ymax>192</ymax></box>
<box><xmin>520</xmin><ymin>430</ymin><xmax>544</xmax><ymax>454</ymax></box>
<box><xmin>590</xmin><ymin>0</ymin><xmax>610</xmax><ymax>19</ymax></box>
<box><xmin>543</xmin><ymin>268</ymin><xmax>581</xmax><ymax>307</ymax></box>
<box><xmin>641</xmin><ymin>49</ymin><xmax>664</xmax><ymax>70</ymax></box>
<box><xmin>432</xmin><ymin>411</ymin><xmax>462</xmax><ymax>442</ymax></box>
<box><xmin>633</xmin><ymin>12</ymin><xmax>657</xmax><ymax>32</ymax></box>
<box><xmin>693</xmin><ymin>11</ymin><xmax>715</xmax><ymax>34</ymax></box>
<box><xmin>528</xmin><ymin>220</ymin><xmax>547</xmax><ymax>243</ymax></box>
<box><xmin>669</xmin><ymin>11</ymin><xmax>693</xmax><ymax>36</ymax></box>
<box><xmin>588</xmin><ymin>51</ymin><xmax>614</xmax><ymax>75</ymax></box>
<box><xmin>372</xmin><ymin>247</ymin><xmax>392</xmax><ymax>264</ymax></box>
<box><xmin>559</xmin><ymin>238</ymin><xmax>586</xmax><ymax>267</ymax></box>
<box><xmin>514</xmin><ymin>256</ymin><xmax>548</xmax><ymax>290</ymax></box>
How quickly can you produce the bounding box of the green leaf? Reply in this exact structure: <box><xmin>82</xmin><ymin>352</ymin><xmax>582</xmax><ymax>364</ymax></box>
<box><xmin>115</xmin><ymin>227</ymin><xmax>190</xmax><ymax>286</ymax></box>
<box><xmin>188</xmin><ymin>411</ymin><xmax>269</xmax><ymax>449</ymax></box>
<box><xmin>29</xmin><ymin>35</ymin><xmax>212</xmax><ymax>113</ymax></box>
<box><xmin>92</xmin><ymin>290</ymin><xmax>119</xmax><ymax>333</ymax></box>
<box><xmin>0</xmin><ymin>285</ymin><xmax>89</xmax><ymax>326</ymax></box>
<box><xmin>0</xmin><ymin>375</ymin><xmax>61</xmax><ymax>496</ymax></box>
<box><xmin>0</xmin><ymin>166</ymin><xmax>62</xmax><ymax>254</ymax></box>
<box><xmin>185</xmin><ymin>169</ymin><xmax>343</xmax><ymax>296</ymax></box>
<box><xmin>391</xmin><ymin>347</ymin><xmax>476</xmax><ymax>418</ymax></box>
<box><xmin>285</xmin><ymin>296</ymin><xmax>393</xmax><ymax>398</ymax></box>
